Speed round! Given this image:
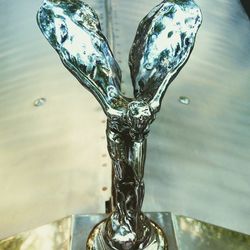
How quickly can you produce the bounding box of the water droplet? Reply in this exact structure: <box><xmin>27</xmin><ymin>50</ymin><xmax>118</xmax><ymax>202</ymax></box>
<box><xmin>33</xmin><ymin>98</ymin><xmax>46</xmax><ymax>107</ymax></box>
<box><xmin>179</xmin><ymin>96</ymin><xmax>190</xmax><ymax>105</ymax></box>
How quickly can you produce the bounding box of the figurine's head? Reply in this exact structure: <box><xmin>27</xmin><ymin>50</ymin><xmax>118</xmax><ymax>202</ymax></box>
<box><xmin>127</xmin><ymin>100</ymin><xmax>154</xmax><ymax>139</ymax></box>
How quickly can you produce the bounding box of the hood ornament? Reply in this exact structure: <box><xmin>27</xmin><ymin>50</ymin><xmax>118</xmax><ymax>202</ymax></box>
<box><xmin>37</xmin><ymin>0</ymin><xmax>202</xmax><ymax>249</ymax></box>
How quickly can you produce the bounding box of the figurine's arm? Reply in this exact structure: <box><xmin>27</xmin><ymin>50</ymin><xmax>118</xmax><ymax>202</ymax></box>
<box><xmin>37</xmin><ymin>0</ymin><xmax>129</xmax><ymax>118</ymax></box>
<box><xmin>129</xmin><ymin>0</ymin><xmax>202</xmax><ymax>113</ymax></box>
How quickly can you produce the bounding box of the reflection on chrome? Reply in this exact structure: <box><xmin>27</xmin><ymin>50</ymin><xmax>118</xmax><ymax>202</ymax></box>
<box><xmin>173</xmin><ymin>216</ymin><xmax>250</xmax><ymax>250</ymax></box>
<box><xmin>0</xmin><ymin>217</ymin><xmax>71</xmax><ymax>250</ymax></box>
<box><xmin>37</xmin><ymin>0</ymin><xmax>202</xmax><ymax>249</ymax></box>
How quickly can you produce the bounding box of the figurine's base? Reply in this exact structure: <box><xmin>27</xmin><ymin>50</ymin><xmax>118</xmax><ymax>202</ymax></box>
<box><xmin>1</xmin><ymin>212</ymin><xmax>250</xmax><ymax>250</ymax></box>
<box><xmin>87</xmin><ymin>219</ymin><xmax>167</xmax><ymax>249</ymax></box>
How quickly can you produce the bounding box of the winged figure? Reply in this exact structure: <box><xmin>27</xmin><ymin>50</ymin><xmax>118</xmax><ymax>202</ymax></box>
<box><xmin>37</xmin><ymin>0</ymin><xmax>202</xmax><ymax>249</ymax></box>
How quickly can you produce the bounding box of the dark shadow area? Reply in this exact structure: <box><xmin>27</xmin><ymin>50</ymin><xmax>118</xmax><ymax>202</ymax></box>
<box><xmin>240</xmin><ymin>0</ymin><xmax>250</xmax><ymax>19</ymax></box>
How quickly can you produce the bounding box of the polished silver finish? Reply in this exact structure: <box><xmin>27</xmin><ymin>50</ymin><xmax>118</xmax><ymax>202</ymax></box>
<box><xmin>36</xmin><ymin>0</ymin><xmax>126</xmax><ymax>118</ymax></box>
<box><xmin>37</xmin><ymin>0</ymin><xmax>202</xmax><ymax>249</ymax></box>
<box><xmin>129</xmin><ymin>0</ymin><xmax>202</xmax><ymax>112</ymax></box>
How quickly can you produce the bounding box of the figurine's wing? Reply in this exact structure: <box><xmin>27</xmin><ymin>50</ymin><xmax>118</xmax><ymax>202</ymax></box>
<box><xmin>37</xmin><ymin>0</ymin><xmax>127</xmax><ymax>117</ymax></box>
<box><xmin>129</xmin><ymin>0</ymin><xmax>202</xmax><ymax>112</ymax></box>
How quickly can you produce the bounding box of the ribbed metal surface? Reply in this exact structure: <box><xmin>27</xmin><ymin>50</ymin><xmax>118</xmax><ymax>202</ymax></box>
<box><xmin>0</xmin><ymin>0</ymin><xmax>249</xmax><ymax>238</ymax></box>
<box><xmin>0</xmin><ymin>0</ymin><xmax>111</xmax><ymax>238</ymax></box>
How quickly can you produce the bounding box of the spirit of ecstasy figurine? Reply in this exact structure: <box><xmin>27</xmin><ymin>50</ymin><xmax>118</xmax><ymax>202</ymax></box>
<box><xmin>37</xmin><ymin>0</ymin><xmax>202</xmax><ymax>249</ymax></box>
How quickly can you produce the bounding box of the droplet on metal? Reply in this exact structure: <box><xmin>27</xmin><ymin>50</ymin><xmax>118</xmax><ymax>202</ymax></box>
<box><xmin>178</xmin><ymin>96</ymin><xmax>190</xmax><ymax>105</ymax></box>
<box><xmin>33</xmin><ymin>98</ymin><xmax>46</xmax><ymax>107</ymax></box>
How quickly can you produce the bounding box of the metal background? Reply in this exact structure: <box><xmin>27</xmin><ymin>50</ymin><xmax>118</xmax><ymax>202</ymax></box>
<box><xmin>0</xmin><ymin>0</ymin><xmax>249</xmax><ymax>239</ymax></box>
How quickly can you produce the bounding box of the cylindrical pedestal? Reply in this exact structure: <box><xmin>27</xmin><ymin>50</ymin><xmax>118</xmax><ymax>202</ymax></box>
<box><xmin>86</xmin><ymin>218</ymin><xmax>168</xmax><ymax>250</ymax></box>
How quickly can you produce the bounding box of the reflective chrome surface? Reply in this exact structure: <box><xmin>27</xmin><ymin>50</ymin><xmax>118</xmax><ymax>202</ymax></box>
<box><xmin>129</xmin><ymin>0</ymin><xmax>202</xmax><ymax>112</ymax></box>
<box><xmin>0</xmin><ymin>216</ymin><xmax>72</xmax><ymax>250</ymax></box>
<box><xmin>37</xmin><ymin>0</ymin><xmax>201</xmax><ymax>249</ymax></box>
<box><xmin>1</xmin><ymin>213</ymin><xmax>250</xmax><ymax>250</ymax></box>
<box><xmin>87</xmin><ymin>219</ymin><xmax>167</xmax><ymax>250</ymax></box>
<box><xmin>37</xmin><ymin>0</ymin><xmax>127</xmax><ymax>117</ymax></box>
<box><xmin>173</xmin><ymin>215</ymin><xmax>250</xmax><ymax>250</ymax></box>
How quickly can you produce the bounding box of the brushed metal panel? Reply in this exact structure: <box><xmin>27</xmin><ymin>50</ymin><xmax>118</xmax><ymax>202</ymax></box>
<box><xmin>0</xmin><ymin>0</ymin><xmax>111</xmax><ymax>239</ymax></box>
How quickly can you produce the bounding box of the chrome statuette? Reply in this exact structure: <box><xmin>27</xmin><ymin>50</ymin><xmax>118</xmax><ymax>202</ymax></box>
<box><xmin>37</xmin><ymin>0</ymin><xmax>202</xmax><ymax>249</ymax></box>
